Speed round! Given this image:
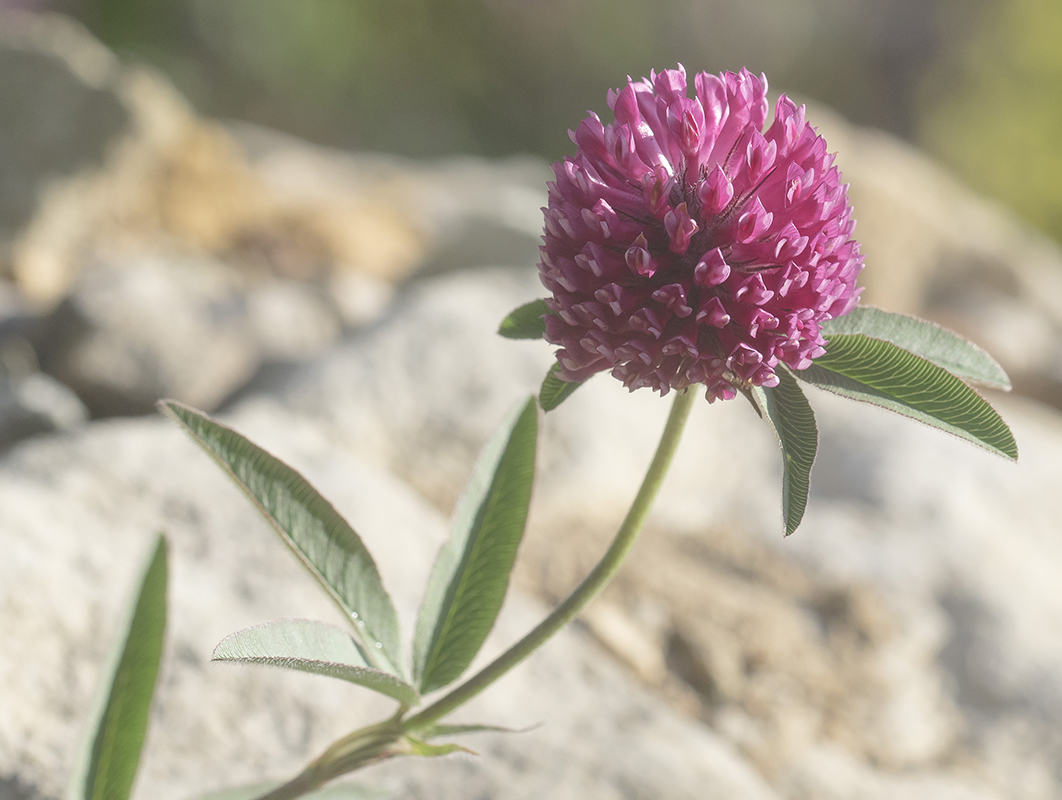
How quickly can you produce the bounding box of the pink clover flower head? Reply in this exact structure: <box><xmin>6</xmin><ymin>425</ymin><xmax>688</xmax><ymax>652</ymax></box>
<box><xmin>538</xmin><ymin>66</ymin><xmax>864</xmax><ymax>401</ymax></box>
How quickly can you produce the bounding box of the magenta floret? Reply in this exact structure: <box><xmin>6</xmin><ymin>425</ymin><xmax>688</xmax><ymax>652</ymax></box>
<box><xmin>539</xmin><ymin>66</ymin><xmax>864</xmax><ymax>401</ymax></box>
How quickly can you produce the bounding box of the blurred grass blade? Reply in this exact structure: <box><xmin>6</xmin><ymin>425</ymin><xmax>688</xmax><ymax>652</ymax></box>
<box><xmin>498</xmin><ymin>299</ymin><xmax>550</xmax><ymax>339</ymax></box>
<box><xmin>821</xmin><ymin>306</ymin><xmax>1011</xmax><ymax>389</ymax></box>
<box><xmin>800</xmin><ymin>333</ymin><xmax>1018</xmax><ymax>459</ymax></box>
<box><xmin>752</xmin><ymin>369</ymin><xmax>818</xmax><ymax>536</ymax></box>
<box><xmin>68</xmin><ymin>534</ymin><xmax>167</xmax><ymax>800</ymax></box>
<box><xmin>213</xmin><ymin>619</ymin><xmax>419</xmax><ymax>706</ymax></box>
<box><xmin>540</xmin><ymin>364</ymin><xmax>583</xmax><ymax>411</ymax></box>
<box><xmin>160</xmin><ymin>401</ymin><xmax>401</xmax><ymax>675</ymax></box>
<box><xmin>413</xmin><ymin>397</ymin><xmax>538</xmax><ymax>693</ymax></box>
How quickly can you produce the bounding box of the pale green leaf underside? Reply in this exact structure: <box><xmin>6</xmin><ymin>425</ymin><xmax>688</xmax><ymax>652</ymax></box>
<box><xmin>213</xmin><ymin>619</ymin><xmax>419</xmax><ymax>706</ymax></box>
<box><xmin>69</xmin><ymin>535</ymin><xmax>167</xmax><ymax>800</ymax></box>
<box><xmin>800</xmin><ymin>333</ymin><xmax>1018</xmax><ymax>460</ymax></box>
<box><xmin>821</xmin><ymin>306</ymin><xmax>1011</xmax><ymax>389</ymax></box>
<box><xmin>539</xmin><ymin>364</ymin><xmax>584</xmax><ymax>411</ymax></box>
<box><xmin>759</xmin><ymin>368</ymin><xmax>818</xmax><ymax>536</ymax></box>
<box><xmin>160</xmin><ymin>401</ymin><xmax>401</xmax><ymax>675</ymax></box>
<box><xmin>190</xmin><ymin>782</ymin><xmax>388</xmax><ymax>800</ymax></box>
<box><xmin>414</xmin><ymin>397</ymin><xmax>538</xmax><ymax>694</ymax></box>
<box><xmin>498</xmin><ymin>299</ymin><xmax>550</xmax><ymax>340</ymax></box>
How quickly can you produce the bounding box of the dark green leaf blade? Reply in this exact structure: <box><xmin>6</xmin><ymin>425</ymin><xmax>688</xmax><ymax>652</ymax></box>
<box><xmin>69</xmin><ymin>535</ymin><xmax>167</xmax><ymax>800</ymax></box>
<box><xmin>413</xmin><ymin>397</ymin><xmax>539</xmax><ymax>694</ymax></box>
<box><xmin>800</xmin><ymin>333</ymin><xmax>1018</xmax><ymax>460</ymax></box>
<box><xmin>159</xmin><ymin>401</ymin><xmax>402</xmax><ymax>675</ymax></box>
<box><xmin>539</xmin><ymin>363</ymin><xmax>584</xmax><ymax>411</ymax></box>
<box><xmin>755</xmin><ymin>369</ymin><xmax>818</xmax><ymax>536</ymax></box>
<box><xmin>498</xmin><ymin>299</ymin><xmax>550</xmax><ymax>340</ymax></box>
<box><xmin>821</xmin><ymin>306</ymin><xmax>1011</xmax><ymax>389</ymax></box>
<box><xmin>213</xmin><ymin>619</ymin><xmax>419</xmax><ymax>706</ymax></box>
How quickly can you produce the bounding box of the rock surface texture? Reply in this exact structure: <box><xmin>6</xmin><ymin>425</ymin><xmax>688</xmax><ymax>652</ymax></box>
<box><xmin>3</xmin><ymin>13</ymin><xmax>1062</xmax><ymax>800</ymax></box>
<box><xmin>0</xmin><ymin>407</ymin><xmax>780</xmax><ymax>800</ymax></box>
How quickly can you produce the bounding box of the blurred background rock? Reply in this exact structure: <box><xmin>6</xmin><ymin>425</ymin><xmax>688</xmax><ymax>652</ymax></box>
<box><xmin>1</xmin><ymin>0</ymin><xmax>1061</xmax><ymax>428</ymax></box>
<box><xmin>5</xmin><ymin>4</ymin><xmax>1062</xmax><ymax>800</ymax></box>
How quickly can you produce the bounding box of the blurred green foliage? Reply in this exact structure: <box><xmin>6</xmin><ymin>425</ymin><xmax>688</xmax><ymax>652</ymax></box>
<box><xmin>56</xmin><ymin>0</ymin><xmax>1062</xmax><ymax>245</ymax></box>
<box><xmin>918</xmin><ymin>0</ymin><xmax>1062</xmax><ymax>243</ymax></box>
<box><xmin>62</xmin><ymin>0</ymin><xmax>942</xmax><ymax>159</ymax></box>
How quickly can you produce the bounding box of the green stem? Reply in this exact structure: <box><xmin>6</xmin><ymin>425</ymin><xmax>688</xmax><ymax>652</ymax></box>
<box><xmin>253</xmin><ymin>769</ymin><xmax>323</xmax><ymax>800</ymax></box>
<box><xmin>253</xmin><ymin>716</ymin><xmax>405</xmax><ymax>800</ymax></box>
<box><xmin>253</xmin><ymin>387</ymin><xmax>696</xmax><ymax>800</ymax></box>
<box><xmin>403</xmin><ymin>386</ymin><xmax>695</xmax><ymax>732</ymax></box>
